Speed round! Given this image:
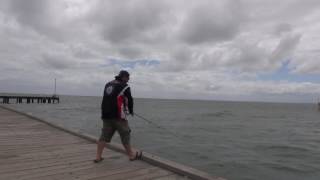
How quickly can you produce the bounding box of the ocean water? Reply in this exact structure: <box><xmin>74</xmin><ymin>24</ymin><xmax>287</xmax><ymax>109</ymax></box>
<box><xmin>4</xmin><ymin>96</ymin><xmax>320</xmax><ymax>180</ymax></box>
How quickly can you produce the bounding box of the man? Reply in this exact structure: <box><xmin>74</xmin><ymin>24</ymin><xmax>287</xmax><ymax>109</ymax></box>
<box><xmin>94</xmin><ymin>70</ymin><xmax>142</xmax><ymax>163</ymax></box>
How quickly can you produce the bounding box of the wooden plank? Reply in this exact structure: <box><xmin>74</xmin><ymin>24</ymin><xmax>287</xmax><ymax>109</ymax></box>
<box><xmin>2</xmin><ymin>154</ymin><xmax>130</xmax><ymax>180</ymax></box>
<box><xmin>0</xmin><ymin>137</ymin><xmax>87</xmax><ymax>144</ymax></box>
<box><xmin>91</xmin><ymin>167</ymin><xmax>172</xmax><ymax>180</ymax></box>
<box><xmin>0</xmin><ymin>142</ymin><xmax>93</xmax><ymax>155</ymax></box>
<box><xmin>0</xmin><ymin>148</ymin><xmax>95</xmax><ymax>166</ymax></box>
<box><xmin>0</xmin><ymin>142</ymin><xmax>90</xmax><ymax>154</ymax></box>
<box><xmin>153</xmin><ymin>174</ymin><xmax>190</xmax><ymax>180</ymax></box>
<box><xmin>0</xmin><ymin>130</ymin><xmax>84</xmax><ymax>137</ymax></box>
<box><xmin>0</xmin><ymin>153</ymin><xmax>95</xmax><ymax>173</ymax></box>
<box><xmin>0</xmin><ymin>136</ymin><xmax>88</xmax><ymax>143</ymax></box>
<box><xmin>0</xmin><ymin>159</ymin><xmax>93</xmax><ymax>179</ymax></box>
<box><xmin>1</xmin><ymin>143</ymin><xmax>93</xmax><ymax>155</ymax></box>
<box><xmin>123</xmin><ymin>169</ymin><xmax>173</xmax><ymax>180</ymax></box>
<box><xmin>24</xmin><ymin>160</ymin><xmax>149</xmax><ymax>180</ymax></box>
<box><xmin>0</xmin><ymin>141</ymin><xmax>89</xmax><ymax>153</ymax></box>
<box><xmin>1</xmin><ymin>148</ymin><xmax>118</xmax><ymax>168</ymax></box>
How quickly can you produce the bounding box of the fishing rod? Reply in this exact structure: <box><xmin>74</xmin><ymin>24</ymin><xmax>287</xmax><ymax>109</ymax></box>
<box><xmin>133</xmin><ymin>112</ymin><xmax>184</xmax><ymax>140</ymax></box>
<box><xmin>133</xmin><ymin>113</ymin><xmax>164</xmax><ymax>130</ymax></box>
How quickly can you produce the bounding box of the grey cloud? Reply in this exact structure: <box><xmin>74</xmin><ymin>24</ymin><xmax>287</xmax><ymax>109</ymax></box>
<box><xmin>270</xmin><ymin>33</ymin><xmax>301</xmax><ymax>63</ymax></box>
<box><xmin>280</xmin><ymin>0</ymin><xmax>320</xmax><ymax>21</ymax></box>
<box><xmin>206</xmin><ymin>84</ymin><xmax>222</xmax><ymax>92</ymax></box>
<box><xmin>40</xmin><ymin>53</ymin><xmax>76</xmax><ymax>70</ymax></box>
<box><xmin>6</xmin><ymin>0</ymin><xmax>60</xmax><ymax>38</ymax></box>
<box><xmin>171</xmin><ymin>46</ymin><xmax>195</xmax><ymax>64</ymax></box>
<box><xmin>274</xmin><ymin>23</ymin><xmax>292</xmax><ymax>36</ymax></box>
<box><xmin>94</xmin><ymin>0</ymin><xmax>169</xmax><ymax>44</ymax></box>
<box><xmin>194</xmin><ymin>41</ymin><xmax>270</xmax><ymax>73</ymax></box>
<box><xmin>8</xmin><ymin>0</ymin><xmax>49</xmax><ymax>27</ymax></box>
<box><xmin>230</xmin><ymin>45</ymin><xmax>270</xmax><ymax>72</ymax></box>
<box><xmin>179</xmin><ymin>0</ymin><xmax>244</xmax><ymax>45</ymax></box>
<box><xmin>4</xmin><ymin>0</ymin><xmax>90</xmax><ymax>42</ymax></box>
<box><xmin>291</xmin><ymin>52</ymin><xmax>320</xmax><ymax>74</ymax></box>
<box><xmin>158</xmin><ymin>46</ymin><xmax>197</xmax><ymax>72</ymax></box>
<box><xmin>0</xmin><ymin>78</ymin><xmax>53</xmax><ymax>95</ymax></box>
<box><xmin>246</xmin><ymin>0</ymin><xmax>320</xmax><ymax>23</ymax></box>
<box><xmin>117</xmin><ymin>46</ymin><xmax>143</xmax><ymax>59</ymax></box>
<box><xmin>226</xmin><ymin>33</ymin><xmax>301</xmax><ymax>72</ymax></box>
<box><xmin>70</xmin><ymin>44</ymin><xmax>101</xmax><ymax>59</ymax></box>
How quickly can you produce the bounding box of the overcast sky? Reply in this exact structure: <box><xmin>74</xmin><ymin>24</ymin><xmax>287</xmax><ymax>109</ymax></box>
<box><xmin>0</xmin><ymin>0</ymin><xmax>320</xmax><ymax>103</ymax></box>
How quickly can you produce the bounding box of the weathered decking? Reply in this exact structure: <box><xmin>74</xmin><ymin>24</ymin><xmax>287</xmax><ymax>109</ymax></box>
<box><xmin>0</xmin><ymin>106</ymin><xmax>225</xmax><ymax>180</ymax></box>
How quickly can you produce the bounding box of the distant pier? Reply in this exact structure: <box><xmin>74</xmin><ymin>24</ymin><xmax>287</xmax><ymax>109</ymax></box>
<box><xmin>0</xmin><ymin>95</ymin><xmax>59</xmax><ymax>104</ymax></box>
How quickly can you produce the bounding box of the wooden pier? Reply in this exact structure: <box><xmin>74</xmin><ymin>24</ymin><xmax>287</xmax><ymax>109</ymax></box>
<box><xmin>0</xmin><ymin>106</ymin><xmax>225</xmax><ymax>180</ymax></box>
<box><xmin>0</xmin><ymin>95</ymin><xmax>59</xmax><ymax>104</ymax></box>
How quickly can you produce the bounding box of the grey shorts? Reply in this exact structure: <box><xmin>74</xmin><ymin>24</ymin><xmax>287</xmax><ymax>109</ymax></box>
<box><xmin>99</xmin><ymin>118</ymin><xmax>131</xmax><ymax>145</ymax></box>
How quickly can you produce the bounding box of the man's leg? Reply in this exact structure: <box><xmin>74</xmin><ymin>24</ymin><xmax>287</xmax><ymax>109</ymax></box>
<box><xmin>117</xmin><ymin>120</ymin><xmax>140</xmax><ymax>159</ymax></box>
<box><xmin>95</xmin><ymin>120</ymin><xmax>115</xmax><ymax>161</ymax></box>
<box><xmin>96</xmin><ymin>140</ymin><xmax>106</xmax><ymax>160</ymax></box>
<box><xmin>123</xmin><ymin>144</ymin><xmax>135</xmax><ymax>159</ymax></box>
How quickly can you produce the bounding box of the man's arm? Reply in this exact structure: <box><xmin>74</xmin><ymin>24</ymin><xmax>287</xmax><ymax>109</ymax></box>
<box><xmin>101</xmin><ymin>85</ymin><xmax>106</xmax><ymax>110</ymax></box>
<box><xmin>124</xmin><ymin>87</ymin><xmax>133</xmax><ymax>115</ymax></box>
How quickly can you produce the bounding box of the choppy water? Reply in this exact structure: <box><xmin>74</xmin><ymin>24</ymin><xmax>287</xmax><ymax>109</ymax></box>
<box><xmin>5</xmin><ymin>96</ymin><xmax>320</xmax><ymax>180</ymax></box>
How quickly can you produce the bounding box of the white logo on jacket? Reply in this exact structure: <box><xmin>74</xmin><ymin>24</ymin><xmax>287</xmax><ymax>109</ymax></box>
<box><xmin>105</xmin><ymin>86</ymin><xmax>113</xmax><ymax>95</ymax></box>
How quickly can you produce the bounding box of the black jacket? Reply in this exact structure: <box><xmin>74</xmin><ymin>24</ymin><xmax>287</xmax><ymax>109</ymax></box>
<box><xmin>101</xmin><ymin>80</ymin><xmax>133</xmax><ymax>119</ymax></box>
